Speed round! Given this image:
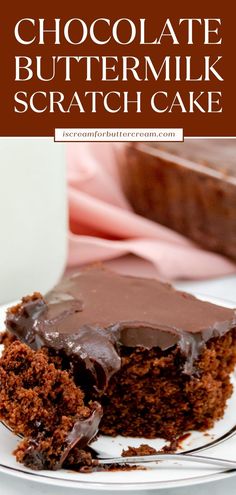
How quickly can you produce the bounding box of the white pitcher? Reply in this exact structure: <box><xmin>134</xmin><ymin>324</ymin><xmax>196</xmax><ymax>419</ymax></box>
<box><xmin>0</xmin><ymin>138</ymin><xmax>67</xmax><ymax>303</ymax></box>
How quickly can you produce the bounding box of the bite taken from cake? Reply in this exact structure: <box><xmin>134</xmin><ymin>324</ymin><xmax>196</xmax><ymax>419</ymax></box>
<box><xmin>0</xmin><ymin>267</ymin><xmax>236</xmax><ymax>470</ymax></box>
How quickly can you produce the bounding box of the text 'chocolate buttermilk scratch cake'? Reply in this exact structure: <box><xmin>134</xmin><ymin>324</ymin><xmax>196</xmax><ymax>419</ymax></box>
<box><xmin>0</xmin><ymin>267</ymin><xmax>236</xmax><ymax>470</ymax></box>
<box><xmin>120</xmin><ymin>140</ymin><xmax>236</xmax><ymax>260</ymax></box>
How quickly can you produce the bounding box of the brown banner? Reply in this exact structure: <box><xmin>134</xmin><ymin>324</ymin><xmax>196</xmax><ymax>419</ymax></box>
<box><xmin>0</xmin><ymin>0</ymin><xmax>235</xmax><ymax>137</ymax></box>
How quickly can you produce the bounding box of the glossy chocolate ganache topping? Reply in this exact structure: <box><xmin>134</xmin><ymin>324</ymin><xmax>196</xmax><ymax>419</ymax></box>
<box><xmin>6</xmin><ymin>267</ymin><xmax>236</xmax><ymax>393</ymax></box>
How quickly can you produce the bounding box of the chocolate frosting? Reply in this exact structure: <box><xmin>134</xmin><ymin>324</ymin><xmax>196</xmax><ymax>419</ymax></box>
<box><xmin>6</xmin><ymin>267</ymin><xmax>236</xmax><ymax>392</ymax></box>
<box><xmin>146</xmin><ymin>140</ymin><xmax>236</xmax><ymax>177</ymax></box>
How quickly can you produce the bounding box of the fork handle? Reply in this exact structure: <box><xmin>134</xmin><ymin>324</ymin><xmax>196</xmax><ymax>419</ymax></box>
<box><xmin>98</xmin><ymin>453</ymin><xmax>236</xmax><ymax>469</ymax></box>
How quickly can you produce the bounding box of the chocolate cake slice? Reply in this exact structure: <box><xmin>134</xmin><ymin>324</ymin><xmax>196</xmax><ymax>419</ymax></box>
<box><xmin>1</xmin><ymin>267</ymin><xmax>236</xmax><ymax>468</ymax></box>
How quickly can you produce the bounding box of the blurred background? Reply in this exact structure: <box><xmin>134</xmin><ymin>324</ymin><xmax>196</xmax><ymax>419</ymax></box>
<box><xmin>0</xmin><ymin>138</ymin><xmax>235</xmax><ymax>304</ymax></box>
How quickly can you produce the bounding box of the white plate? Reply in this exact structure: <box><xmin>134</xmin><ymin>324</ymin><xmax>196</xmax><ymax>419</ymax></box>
<box><xmin>0</xmin><ymin>295</ymin><xmax>236</xmax><ymax>492</ymax></box>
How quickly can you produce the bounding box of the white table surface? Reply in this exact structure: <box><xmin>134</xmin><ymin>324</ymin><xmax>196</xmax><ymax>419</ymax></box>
<box><xmin>1</xmin><ymin>274</ymin><xmax>236</xmax><ymax>495</ymax></box>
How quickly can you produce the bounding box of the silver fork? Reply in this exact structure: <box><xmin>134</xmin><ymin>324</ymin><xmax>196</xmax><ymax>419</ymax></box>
<box><xmin>2</xmin><ymin>421</ymin><xmax>236</xmax><ymax>470</ymax></box>
<box><xmin>96</xmin><ymin>452</ymin><xmax>236</xmax><ymax>469</ymax></box>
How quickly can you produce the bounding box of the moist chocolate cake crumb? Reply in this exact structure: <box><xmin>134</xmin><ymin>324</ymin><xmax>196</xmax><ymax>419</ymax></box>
<box><xmin>122</xmin><ymin>444</ymin><xmax>159</xmax><ymax>457</ymax></box>
<box><xmin>63</xmin><ymin>447</ymin><xmax>99</xmax><ymax>473</ymax></box>
<box><xmin>121</xmin><ymin>437</ymin><xmax>183</xmax><ymax>458</ymax></box>
<box><xmin>101</xmin><ymin>463</ymin><xmax>142</xmax><ymax>472</ymax></box>
<box><xmin>121</xmin><ymin>431</ymin><xmax>193</xmax><ymax>460</ymax></box>
<box><xmin>101</xmin><ymin>330</ymin><xmax>236</xmax><ymax>439</ymax></box>
<box><xmin>0</xmin><ymin>341</ymin><xmax>102</xmax><ymax>470</ymax></box>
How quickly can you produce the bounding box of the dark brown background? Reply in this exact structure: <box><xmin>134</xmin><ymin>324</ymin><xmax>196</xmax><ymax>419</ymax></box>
<box><xmin>1</xmin><ymin>0</ymin><xmax>235</xmax><ymax>137</ymax></box>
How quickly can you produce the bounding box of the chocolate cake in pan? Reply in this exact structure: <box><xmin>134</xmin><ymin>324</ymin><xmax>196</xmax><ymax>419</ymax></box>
<box><xmin>120</xmin><ymin>140</ymin><xmax>236</xmax><ymax>260</ymax></box>
<box><xmin>1</xmin><ymin>267</ymin><xmax>236</xmax><ymax>470</ymax></box>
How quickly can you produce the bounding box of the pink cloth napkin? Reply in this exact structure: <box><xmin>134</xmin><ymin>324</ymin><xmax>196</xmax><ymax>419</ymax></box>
<box><xmin>67</xmin><ymin>143</ymin><xmax>236</xmax><ymax>280</ymax></box>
